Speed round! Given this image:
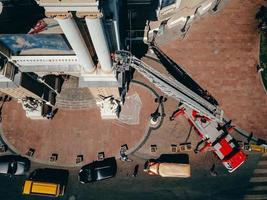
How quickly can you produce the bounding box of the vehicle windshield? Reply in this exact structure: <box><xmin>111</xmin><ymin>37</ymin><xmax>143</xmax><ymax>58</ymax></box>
<box><xmin>95</xmin><ymin>166</ymin><xmax>112</xmax><ymax>181</ymax></box>
<box><xmin>223</xmin><ymin>162</ymin><xmax>233</xmax><ymax>170</ymax></box>
<box><xmin>16</xmin><ymin>162</ymin><xmax>25</xmax><ymax>175</ymax></box>
<box><xmin>8</xmin><ymin>162</ymin><xmax>17</xmax><ymax>175</ymax></box>
<box><xmin>0</xmin><ymin>162</ymin><xmax>9</xmax><ymax>174</ymax></box>
<box><xmin>80</xmin><ymin>168</ymin><xmax>93</xmax><ymax>182</ymax></box>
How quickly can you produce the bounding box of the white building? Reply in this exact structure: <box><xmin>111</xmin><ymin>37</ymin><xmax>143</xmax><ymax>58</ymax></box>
<box><xmin>0</xmin><ymin>0</ymin><xmax>228</xmax><ymax>119</ymax></box>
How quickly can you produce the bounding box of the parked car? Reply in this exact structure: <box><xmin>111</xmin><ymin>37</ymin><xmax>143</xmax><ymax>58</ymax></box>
<box><xmin>0</xmin><ymin>155</ymin><xmax>30</xmax><ymax>175</ymax></box>
<box><xmin>79</xmin><ymin>157</ymin><xmax>117</xmax><ymax>183</ymax></box>
<box><xmin>144</xmin><ymin>154</ymin><xmax>191</xmax><ymax>178</ymax></box>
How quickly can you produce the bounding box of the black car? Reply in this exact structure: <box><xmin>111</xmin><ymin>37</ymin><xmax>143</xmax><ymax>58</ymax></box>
<box><xmin>29</xmin><ymin>168</ymin><xmax>69</xmax><ymax>185</ymax></box>
<box><xmin>79</xmin><ymin>157</ymin><xmax>117</xmax><ymax>183</ymax></box>
<box><xmin>0</xmin><ymin>155</ymin><xmax>30</xmax><ymax>175</ymax></box>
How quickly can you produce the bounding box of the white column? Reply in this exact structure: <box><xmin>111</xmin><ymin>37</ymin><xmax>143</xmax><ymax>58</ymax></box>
<box><xmin>85</xmin><ymin>17</ymin><xmax>112</xmax><ymax>73</ymax></box>
<box><xmin>0</xmin><ymin>2</ymin><xmax>3</xmax><ymax>14</ymax></box>
<box><xmin>56</xmin><ymin>16</ymin><xmax>95</xmax><ymax>73</ymax></box>
<box><xmin>113</xmin><ymin>21</ymin><xmax>121</xmax><ymax>50</ymax></box>
<box><xmin>113</xmin><ymin>0</ymin><xmax>121</xmax><ymax>50</ymax></box>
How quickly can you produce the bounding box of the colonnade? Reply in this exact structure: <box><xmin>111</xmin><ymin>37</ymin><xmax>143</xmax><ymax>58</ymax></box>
<box><xmin>55</xmin><ymin>13</ymin><xmax>113</xmax><ymax>73</ymax></box>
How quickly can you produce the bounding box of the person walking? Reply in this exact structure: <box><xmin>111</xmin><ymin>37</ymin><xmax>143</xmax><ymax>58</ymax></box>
<box><xmin>132</xmin><ymin>164</ymin><xmax>139</xmax><ymax>177</ymax></box>
<box><xmin>119</xmin><ymin>146</ymin><xmax>133</xmax><ymax>162</ymax></box>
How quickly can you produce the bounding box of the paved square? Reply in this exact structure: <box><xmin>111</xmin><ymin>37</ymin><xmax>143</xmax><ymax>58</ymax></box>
<box><xmin>161</xmin><ymin>0</ymin><xmax>267</xmax><ymax>137</ymax></box>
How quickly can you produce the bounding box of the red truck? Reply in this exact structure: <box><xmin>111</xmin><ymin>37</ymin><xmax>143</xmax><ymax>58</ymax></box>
<box><xmin>171</xmin><ymin>107</ymin><xmax>247</xmax><ymax>173</ymax></box>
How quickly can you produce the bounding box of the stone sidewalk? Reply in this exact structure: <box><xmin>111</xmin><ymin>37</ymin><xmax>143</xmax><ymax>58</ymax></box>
<box><xmin>1</xmin><ymin>83</ymin><xmax>158</xmax><ymax>167</ymax></box>
<box><xmin>0</xmin><ymin>0</ymin><xmax>265</xmax><ymax>170</ymax></box>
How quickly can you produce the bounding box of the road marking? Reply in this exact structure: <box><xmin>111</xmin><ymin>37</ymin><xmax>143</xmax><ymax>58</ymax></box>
<box><xmin>254</xmin><ymin>169</ymin><xmax>267</xmax><ymax>174</ymax></box>
<box><xmin>249</xmin><ymin>186</ymin><xmax>267</xmax><ymax>191</ymax></box>
<box><xmin>243</xmin><ymin>154</ymin><xmax>267</xmax><ymax>199</ymax></box>
<box><xmin>250</xmin><ymin>177</ymin><xmax>267</xmax><ymax>183</ymax></box>
<box><xmin>258</xmin><ymin>161</ymin><xmax>267</xmax><ymax>165</ymax></box>
<box><xmin>244</xmin><ymin>194</ymin><xmax>267</xmax><ymax>200</ymax></box>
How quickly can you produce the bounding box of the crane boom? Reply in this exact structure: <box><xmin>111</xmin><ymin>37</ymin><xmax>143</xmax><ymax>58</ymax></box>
<box><xmin>115</xmin><ymin>50</ymin><xmax>223</xmax><ymax>122</ymax></box>
<box><xmin>114</xmin><ymin>49</ymin><xmax>247</xmax><ymax>173</ymax></box>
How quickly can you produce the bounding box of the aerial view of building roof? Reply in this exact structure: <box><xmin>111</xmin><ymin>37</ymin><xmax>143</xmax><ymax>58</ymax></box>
<box><xmin>0</xmin><ymin>0</ymin><xmax>266</xmax><ymax>200</ymax></box>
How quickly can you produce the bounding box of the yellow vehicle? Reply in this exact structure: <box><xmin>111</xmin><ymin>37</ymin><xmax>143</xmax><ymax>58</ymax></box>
<box><xmin>22</xmin><ymin>168</ymin><xmax>69</xmax><ymax>197</ymax></box>
<box><xmin>249</xmin><ymin>144</ymin><xmax>267</xmax><ymax>153</ymax></box>
<box><xmin>23</xmin><ymin>180</ymin><xmax>64</xmax><ymax>197</ymax></box>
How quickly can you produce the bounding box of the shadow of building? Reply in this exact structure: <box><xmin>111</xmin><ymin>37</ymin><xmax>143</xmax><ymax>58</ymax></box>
<box><xmin>124</xmin><ymin>0</ymin><xmax>160</xmax><ymax>58</ymax></box>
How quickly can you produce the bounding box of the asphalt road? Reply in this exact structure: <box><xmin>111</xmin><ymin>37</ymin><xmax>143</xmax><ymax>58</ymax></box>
<box><xmin>0</xmin><ymin>152</ymin><xmax>261</xmax><ymax>200</ymax></box>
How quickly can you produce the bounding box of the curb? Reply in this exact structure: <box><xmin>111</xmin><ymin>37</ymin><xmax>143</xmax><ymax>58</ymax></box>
<box><xmin>0</xmin><ymin>123</ymin><xmax>20</xmax><ymax>155</ymax></box>
<box><xmin>127</xmin><ymin>80</ymin><xmax>165</xmax><ymax>156</ymax></box>
<box><xmin>0</xmin><ymin>80</ymin><xmax>163</xmax><ymax>168</ymax></box>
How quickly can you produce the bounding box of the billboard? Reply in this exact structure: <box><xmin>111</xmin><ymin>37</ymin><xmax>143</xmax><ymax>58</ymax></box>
<box><xmin>0</xmin><ymin>34</ymin><xmax>71</xmax><ymax>54</ymax></box>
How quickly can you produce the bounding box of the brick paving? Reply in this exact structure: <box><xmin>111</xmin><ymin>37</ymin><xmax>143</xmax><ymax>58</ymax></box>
<box><xmin>130</xmin><ymin>78</ymin><xmax>222</xmax><ymax>169</ymax></box>
<box><xmin>1</xmin><ymin>83</ymin><xmax>157</xmax><ymax>167</ymax></box>
<box><xmin>133</xmin><ymin>0</ymin><xmax>267</xmax><ymax>163</ymax></box>
<box><xmin>160</xmin><ymin>0</ymin><xmax>267</xmax><ymax>137</ymax></box>
<box><xmin>0</xmin><ymin>0</ymin><xmax>266</xmax><ymax>170</ymax></box>
<box><xmin>131</xmin><ymin>63</ymin><xmax>202</xmax><ymax>160</ymax></box>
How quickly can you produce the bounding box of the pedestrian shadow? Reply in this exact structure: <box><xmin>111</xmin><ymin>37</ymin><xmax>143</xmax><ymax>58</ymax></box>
<box><xmin>149</xmin><ymin>44</ymin><xmax>219</xmax><ymax>106</ymax></box>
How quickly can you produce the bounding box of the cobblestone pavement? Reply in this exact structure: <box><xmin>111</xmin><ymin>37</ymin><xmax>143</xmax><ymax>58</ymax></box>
<box><xmin>1</xmin><ymin>83</ymin><xmax>157</xmax><ymax>167</ymax></box>
<box><xmin>160</xmin><ymin>0</ymin><xmax>267</xmax><ymax>137</ymax></box>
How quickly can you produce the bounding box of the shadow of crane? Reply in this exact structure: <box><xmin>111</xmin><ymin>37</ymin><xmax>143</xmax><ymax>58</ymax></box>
<box><xmin>149</xmin><ymin>43</ymin><xmax>219</xmax><ymax>106</ymax></box>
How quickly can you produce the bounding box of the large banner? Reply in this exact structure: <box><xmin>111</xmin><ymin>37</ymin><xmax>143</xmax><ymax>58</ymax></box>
<box><xmin>0</xmin><ymin>34</ymin><xmax>71</xmax><ymax>54</ymax></box>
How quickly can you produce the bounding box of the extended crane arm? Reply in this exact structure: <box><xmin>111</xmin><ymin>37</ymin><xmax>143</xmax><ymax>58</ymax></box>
<box><xmin>114</xmin><ymin>50</ymin><xmax>247</xmax><ymax>173</ymax></box>
<box><xmin>114</xmin><ymin>50</ymin><xmax>223</xmax><ymax>122</ymax></box>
